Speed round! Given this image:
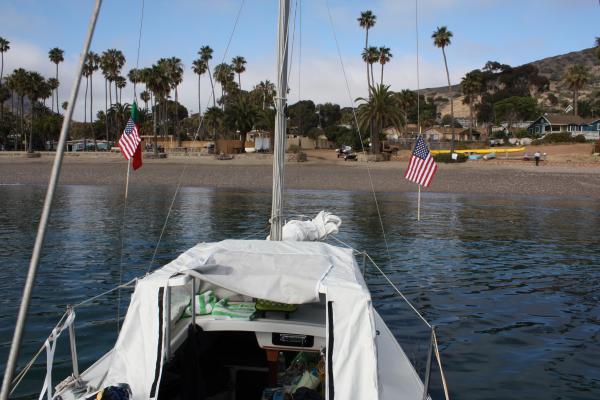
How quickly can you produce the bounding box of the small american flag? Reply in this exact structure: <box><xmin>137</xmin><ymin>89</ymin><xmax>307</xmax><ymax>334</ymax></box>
<box><xmin>118</xmin><ymin>117</ymin><xmax>141</xmax><ymax>160</ymax></box>
<box><xmin>404</xmin><ymin>136</ymin><xmax>438</xmax><ymax>187</ymax></box>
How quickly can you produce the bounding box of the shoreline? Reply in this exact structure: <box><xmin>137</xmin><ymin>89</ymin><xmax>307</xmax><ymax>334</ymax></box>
<box><xmin>1</xmin><ymin>152</ymin><xmax>599</xmax><ymax>197</ymax></box>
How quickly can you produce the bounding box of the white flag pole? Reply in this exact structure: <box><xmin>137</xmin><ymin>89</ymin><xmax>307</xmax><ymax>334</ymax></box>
<box><xmin>124</xmin><ymin>159</ymin><xmax>131</xmax><ymax>199</ymax></box>
<box><xmin>417</xmin><ymin>185</ymin><xmax>421</xmax><ymax>221</ymax></box>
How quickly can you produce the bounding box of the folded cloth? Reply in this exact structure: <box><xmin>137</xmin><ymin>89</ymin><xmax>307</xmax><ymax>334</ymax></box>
<box><xmin>185</xmin><ymin>290</ymin><xmax>217</xmax><ymax>316</ymax></box>
<box><xmin>211</xmin><ymin>299</ymin><xmax>256</xmax><ymax>320</ymax></box>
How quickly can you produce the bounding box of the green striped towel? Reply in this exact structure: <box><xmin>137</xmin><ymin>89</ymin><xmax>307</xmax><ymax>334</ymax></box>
<box><xmin>211</xmin><ymin>299</ymin><xmax>256</xmax><ymax>320</ymax></box>
<box><xmin>184</xmin><ymin>290</ymin><xmax>217</xmax><ymax>316</ymax></box>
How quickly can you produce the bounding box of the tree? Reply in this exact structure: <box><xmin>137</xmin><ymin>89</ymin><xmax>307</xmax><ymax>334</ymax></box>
<box><xmin>355</xmin><ymin>84</ymin><xmax>403</xmax><ymax>154</ymax></box>
<box><xmin>11</xmin><ymin>68</ymin><xmax>28</xmax><ymax>150</ymax></box>
<box><xmin>358</xmin><ymin>11</ymin><xmax>376</xmax><ymax>92</ymax></box>
<box><xmin>461</xmin><ymin>70</ymin><xmax>484</xmax><ymax>137</ymax></box>
<box><xmin>204</xmin><ymin>106</ymin><xmax>224</xmax><ymax>139</ymax></box>
<box><xmin>225</xmin><ymin>94</ymin><xmax>258</xmax><ymax>152</ymax></box>
<box><xmin>361</xmin><ymin>47</ymin><xmax>379</xmax><ymax>89</ymax></box>
<box><xmin>317</xmin><ymin>103</ymin><xmax>341</xmax><ymax>129</ymax></box>
<box><xmin>101</xmin><ymin>49</ymin><xmax>126</xmax><ymax>141</ymax></box>
<box><xmin>25</xmin><ymin>71</ymin><xmax>50</xmax><ymax>152</ymax></box>
<box><xmin>115</xmin><ymin>75</ymin><xmax>127</xmax><ymax>104</ymax></box>
<box><xmin>158</xmin><ymin>57</ymin><xmax>183</xmax><ymax>141</ymax></box>
<box><xmin>145</xmin><ymin>63</ymin><xmax>171</xmax><ymax>153</ymax></box>
<box><xmin>564</xmin><ymin>64</ymin><xmax>589</xmax><ymax>117</ymax></box>
<box><xmin>140</xmin><ymin>90</ymin><xmax>150</xmax><ymax>112</ymax></box>
<box><xmin>395</xmin><ymin>89</ymin><xmax>417</xmax><ymax>132</ymax></box>
<box><xmin>288</xmin><ymin>100</ymin><xmax>318</xmax><ymax>136</ymax></box>
<box><xmin>252</xmin><ymin>80</ymin><xmax>276</xmax><ymax>110</ymax></box>
<box><xmin>85</xmin><ymin>51</ymin><xmax>100</xmax><ymax>146</ymax></box>
<box><xmin>493</xmin><ymin>96</ymin><xmax>538</xmax><ymax>129</ymax></box>
<box><xmin>200</xmin><ymin>46</ymin><xmax>216</xmax><ymax>107</ymax></box>
<box><xmin>378</xmin><ymin>46</ymin><xmax>392</xmax><ymax>85</ymax></box>
<box><xmin>191</xmin><ymin>58</ymin><xmax>207</xmax><ymax>121</ymax></box>
<box><xmin>432</xmin><ymin>26</ymin><xmax>455</xmax><ymax>151</ymax></box>
<box><xmin>213</xmin><ymin>63</ymin><xmax>234</xmax><ymax>108</ymax></box>
<box><xmin>0</xmin><ymin>37</ymin><xmax>9</xmax><ymax>85</ymax></box>
<box><xmin>231</xmin><ymin>56</ymin><xmax>247</xmax><ymax>90</ymax></box>
<box><xmin>48</xmin><ymin>47</ymin><xmax>64</xmax><ymax>113</ymax></box>
<box><xmin>127</xmin><ymin>68</ymin><xmax>142</xmax><ymax>96</ymax></box>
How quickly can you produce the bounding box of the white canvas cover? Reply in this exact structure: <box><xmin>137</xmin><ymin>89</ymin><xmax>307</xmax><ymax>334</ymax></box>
<box><xmin>103</xmin><ymin>239</ymin><xmax>378</xmax><ymax>399</ymax></box>
<box><xmin>268</xmin><ymin>211</ymin><xmax>342</xmax><ymax>241</ymax></box>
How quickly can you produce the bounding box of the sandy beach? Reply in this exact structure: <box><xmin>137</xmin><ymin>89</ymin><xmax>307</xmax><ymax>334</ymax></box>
<box><xmin>1</xmin><ymin>146</ymin><xmax>599</xmax><ymax>197</ymax></box>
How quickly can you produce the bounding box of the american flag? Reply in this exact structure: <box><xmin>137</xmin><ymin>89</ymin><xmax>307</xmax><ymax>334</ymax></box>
<box><xmin>404</xmin><ymin>136</ymin><xmax>438</xmax><ymax>187</ymax></box>
<box><xmin>118</xmin><ymin>117</ymin><xmax>141</xmax><ymax>160</ymax></box>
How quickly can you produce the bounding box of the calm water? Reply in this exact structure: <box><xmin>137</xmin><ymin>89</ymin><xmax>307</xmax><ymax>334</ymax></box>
<box><xmin>1</xmin><ymin>184</ymin><xmax>599</xmax><ymax>399</ymax></box>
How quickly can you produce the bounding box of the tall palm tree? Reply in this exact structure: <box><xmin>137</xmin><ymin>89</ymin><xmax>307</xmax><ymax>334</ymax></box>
<box><xmin>213</xmin><ymin>63</ymin><xmax>234</xmax><ymax>109</ymax></box>
<box><xmin>158</xmin><ymin>57</ymin><xmax>183</xmax><ymax>139</ymax></box>
<box><xmin>461</xmin><ymin>70</ymin><xmax>484</xmax><ymax>138</ymax></box>
<box><xmin>85</xmin><ymin>51</ymin><xmax>100</xmax><ymax>144</ymax></box>
<box><xmin>356</xmin><ymin>84</ymin><xmax>402</xmax><ymax>154</ymax></box>
<box><xmin>140</xmin><ymin>90</ymin><xmax>150</xmax><ymax>112</ymax></box>
<box><xmin>10</xmin><ymin>69</ymin><xmax>28</xmax><ymax>150</ymax></box>
<box><xmin>378</xmin><ymin>46</ymin><xmax>392</xmax><ymax>85</ymax></box>
<box><xmin>48</xmin><ymin>47</ymin><xmax>64</xmax><ymax>113</ymax></box>
<box><xmin>0</xmin><ymin>37</ymin><xmax>9</xmax><ymax>85</ymax></box>
<box><xmin>564</xmin><ymin>64</ymin><xmax>589</xmax><ymax>117</ymax></box>
<box><xmin>361</xmin><ymin>47</ymin><xmax>380</xmax><ymax>89</ymax></box>
<box><xmin>432</xmin><ymin>26</ymin><xmax>455</xmax><ymax>151</ymax></box>
<box><xmin>127</xmin><ymin>68</ymin><xmax>142</xmax><ymax>96</ymax></box>
<box><xmin>25</xmin><ymin>71</ymin><xmax>50</xmax><ymax>153</ymax></box>
<box><xmin>200</xmin><ymin>46</ymin><xmax>216</xmax><ymax>107</ymax></box>
<box><xmin>115</xmin><ymin>76</ymin><xmax>127</xmax><ymax>105</ymax></box>
<box><xmin>204</xmin><ymin>106</ymin><xmax>224</xmax><ymax>139</ymax></box>
<box><xmin>254</xmin><ymin>80</ymin><xmax>276</xmax><ymax>110</ymax></box>
<box><xmin>145</xmin><ymin>63</ymin><xmax>171</xmax><ymax>154</ymax></box>
<box><xmin>358</xmin><ymin>11</ymin><xmax>376</xmax><ymax>94</ymax></box>
<box><xmin>231</xmin><ymin>56</ymin><xmax>247</xmax><ymax>90</ymax></box>
<box><xmin>192</xmin><ymin>58</ymin><xmax>207</xmax><ymax>124</ymax></box>
<box><xmin>101</xmin><ymin>49</ymin><xmax>126</xmax><ymax>140</ymax></box>
<box><xmin>0</xmin><ymin>37</ymin><xmax>9</xmax><ymax>122</ymax></box>
<box><xmin>395</xmin><ymin>89</ymin><xmax>417</xmax><ymax>133</ymax></box>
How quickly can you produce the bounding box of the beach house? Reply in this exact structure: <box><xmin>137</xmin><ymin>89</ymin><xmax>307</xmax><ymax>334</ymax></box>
<box><xmin>527</xmin><ymin>114</ymin><xmax>600</xmax><ymax>140</ymax></box>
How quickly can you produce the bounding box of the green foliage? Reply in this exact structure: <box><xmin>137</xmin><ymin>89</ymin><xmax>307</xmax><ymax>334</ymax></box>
<box><xmin>433</xmin><ymin>153</ymin><xmax>467</xmax><ymax>163</ymax></box>
<box><xmin>440</xmin><ymin>114</ymin><xmax>462</xmax><ymax>127</ymax></box>
<box><xmin>317</xmin><ymin>103</ymin><xmax>341</xmax><ymax>128</ymax></box>
<box><xmin>514</xmin><ymin>129</ymin><xmax>537</xmax><ymax>139</ymax></box>
<box><xmin>288</xmin><ymin>100</ymin><xmax>318</xmax><ymax>136</ymax></box>
<box><xmin>493</xmin><ymin>96</ymin><xmax>539</xmax><ymax>124</ymax></box>
<box><xmin>532</xmin><ymin>132</ymin><xmax>585</xmax><ymax>144</ymax></box>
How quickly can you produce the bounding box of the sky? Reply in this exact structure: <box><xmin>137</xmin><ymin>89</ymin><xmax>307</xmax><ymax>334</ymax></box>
<box><xmin>0</xmin><ymin>0</ymin><xmax>598</xmax><ymax>121</ymax></box>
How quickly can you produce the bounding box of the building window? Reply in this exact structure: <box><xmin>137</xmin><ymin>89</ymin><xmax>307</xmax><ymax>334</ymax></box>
<box><xmin>552</xmin><ymin>126</ymin><xmax>560</xmax><ymax>132</ymax></box>
<box><xmin>535</xmin><ymin>126</ymin><xmax>540</xmax><ymax>133</ymax></box>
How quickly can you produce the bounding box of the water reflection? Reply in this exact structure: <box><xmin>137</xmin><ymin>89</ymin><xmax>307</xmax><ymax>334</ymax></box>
<box><xmin>0</xmin><ymin>186</ymin><xmax>599</xmax><ymax>399</ymax></box>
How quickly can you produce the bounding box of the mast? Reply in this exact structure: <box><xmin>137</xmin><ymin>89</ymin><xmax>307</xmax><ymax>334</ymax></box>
<box><xmin>0</xmin><ymin>2</ymin><xmax>103</xmax><ymax>398</ymax></box>
<box><xmin>270</xmin><ymin>0</ymin><xmax>290</xmax><ymax>241</ymax></box>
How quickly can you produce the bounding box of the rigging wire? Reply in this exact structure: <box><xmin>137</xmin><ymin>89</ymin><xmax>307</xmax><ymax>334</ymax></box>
<box><xmin>134</xmin><ymin>0</ymin><xmax>145</xmax><ymax>98</ymax></box>
<box><xmin>323</xmin><ymin>0</ymin><xmax>392</xmax><ymax>264</ymax></box>
<box><xmin>416</xmin><ymin>0</ymin><xmax>421</xmax><ymax>132</ymax></box>
<box><xmin>197</xmin><ymin>0</ymin><xmax>246</xmax><ymax>134</ymax></box>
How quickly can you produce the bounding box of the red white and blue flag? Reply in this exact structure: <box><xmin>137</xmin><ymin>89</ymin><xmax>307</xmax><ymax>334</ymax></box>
<box><xmin>404</xmin><ymin>136</ymin><xmax>437</xmax><ymax>187</ymax></box>
<box><xmin>118</xmin><ymin>102</ymin><xmax>142</xmax><ymax>170</ymax></box>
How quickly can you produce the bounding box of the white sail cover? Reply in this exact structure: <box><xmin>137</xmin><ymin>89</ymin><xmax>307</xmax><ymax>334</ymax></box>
<box><xmin>103</xmin><ymin>239</ymin><xmax>378</xmax><ymax>399</ymax></box>
<box><xmin>271</xmin><ymin>211</ymin><xmax>342</xmax><ymax>241</ymax></box>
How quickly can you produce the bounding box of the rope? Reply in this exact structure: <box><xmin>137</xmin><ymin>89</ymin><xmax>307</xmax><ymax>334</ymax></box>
<box><xmin>323</xmin><ymin>0</ymin><xmax>392</xmax><ymax>264</ymax></box>
<box><xmin>146</xmin><ymin>165</ymin><xmax>188</xmax><ymax>274</ymax></box>
<box><xmin>415</xmin><ymin>0</ymin><xmax>420</xmax><ymax>132</ymax></box>
<box><xmin>433</xmin><ymin>329</ymin><xmax>451</xmax><ymax>400</ymax></box>
<box><xmin>116</xmin><ymin>161</ymin><xmax>130</xmax><ymax>333</ymax></box>
<box><xmin>73</xmin><ymin>278</ymin><xmax>138</xmax><ymax>309</ymax></box>
<box><xmin>197</xmin><ymin>0</ymin><xmax>245</xmax><ymax>133</ymax></box>
<box><xmin>134</xmin><ymin>0</ymin><xmax>145</xmax><ymax>98</ymax></box>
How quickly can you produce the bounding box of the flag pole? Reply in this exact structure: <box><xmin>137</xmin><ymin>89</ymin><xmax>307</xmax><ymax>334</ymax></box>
<box><xmin>125</xmin><ymin>159</ymin><xmax>131</xmax><ymax>199</ymax></box>
<box><xmin>417</xmin><ymin>185</ymin><xmax>421</xmax><ymax>221</ymax></box>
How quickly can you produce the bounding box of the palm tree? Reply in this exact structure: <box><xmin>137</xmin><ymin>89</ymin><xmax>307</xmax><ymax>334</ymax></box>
<box><xmin>115</xmin><ymin>76</ymin><xmax>127</xmax><ymax>105</ymax></box>
<box><xmin>157</xmin><ymin>57</ymin><xmax>183</xmax><ymax>140</ymax></box>
<box><xmin>145</xmin><ymin>63</ymin><xmax>171</xmax><ymax>154</ymax></box>
<box><xmin>24</xmin><ymin>71</ymin><xmax>50</xmax><ymax>153</ymax></box>
<box><xmin>48</xmin><ymin>47</ymin><xmax>64</xmax><ymax>113</ymax></box>
<box><xmin>432</xmin><ymin>26</ymin><xmax>455</xmax><ymax>151</ymax></box>
<box><xmin>200</xmin><ymin>46</ymin><xmax>216</xmax><ymax>107</ymax></box>
<box><xmin>461</xmin><ymin>70</ymin><xmax>484</xmax><ymax>138</ymax></box>
<box><xmin>231</xmin><ymin>56</ymin><xmax>247</xmax><ymax>90</ymax></box>
<box><xmin>564</xmin><ymin>64</ymin><xmax>589</xmax><ymax>117</ymax></box>
<box><xmin>0</xmin><ymin>37</ymin><xmax>9</xmax><ymax>122</ymax></box>
<box><xmin>213</xmin><ymin>63</ymin><xmax>234</xmax><ymax>108</ymax></box>
<box><xmin>86</xmin><ymin>51</ymin><xmax>100</xmax><ymax>145</ymax></box>
<box><xmin>395</xmin><ymin>89</ymin><xmax>417</xmax><ymax>133</ymax></box>
<box><xmin>101</xmin><ymin>49</ymin><xmax>126</xmax><ymax>139</ymax></box>
<box><xmin>127</xmin><ymin>68</ymin><xmax>142</xmax><ymax>96</ymax></box>
<box><xmin>204</xmin><ymin>106</ymin><xmax>224</xmax><ymax>139</ymax></box>
<box><xmin>358</xmin><ymin>11</ymin><xmax>376</xmax><ymax>93</ymax></box>
<box><xmin>254</xmin><ymin>80</ymin><xmax>276</xmax><ymax>110</ymax></box>
<box><xmin>378</xmin><ymin>46</ymin><xmax>392</xmax><ymax>85</ymax></box>
<box><xmin>192</xmin><ymin>58</ymin><xmax>207</xmax><ymax>128</ymax></box>
<box><xmin>225</xmin><ymin>95</ymin><xmax>258</xmax><ymax>152</ymax></box>
<box><xmin>361</xmin><ymin>47</ymin><xmax>379</xmax><ymax>89</ymax></box>
<box><xmin>0</xmin><ymin>37</ymin><xmax>9</xmax><ymax>85</ymax></box>
<box><xmin>140</xmin><ymin>90</ymin><xmax>150</xmax><ymax>112</ymax></box>
<box><xmin>356</xmin><ymin>84</ymin><xmax>402</xmax><ymax>154</ymax></box>
<box><xmin>11</xmin><ymin>68</ymin><xmax>28</xmax><ymax>150</ymax></box>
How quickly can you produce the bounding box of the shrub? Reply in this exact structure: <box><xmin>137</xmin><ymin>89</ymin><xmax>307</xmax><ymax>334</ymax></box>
<box><xmin>433</xmin><ymin>152</ymin><xmax>468</xmax><ymax>163</ymax></box>
<box><xmin>287</xmin><ymin>144</ymin><xmax>301</xmax><ymax>154</ymax></box>
<box><xmin>574</xmin><ymin>134</ymin><xmax>587</xmax><ymax>143</ymax></box>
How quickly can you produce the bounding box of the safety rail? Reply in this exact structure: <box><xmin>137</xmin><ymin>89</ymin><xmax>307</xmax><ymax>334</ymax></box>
<box><xmin>354</xmin><ymin>248</ymin><xmax>451</xmax><ymax>400</ymax></box>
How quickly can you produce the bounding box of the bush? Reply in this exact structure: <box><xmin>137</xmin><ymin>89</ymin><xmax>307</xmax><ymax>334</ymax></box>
<box><xmin>534</xmin><ymin>132</ymin><xmax>585</xmax><ymax>144</ymax></box>
<box><xmin>287</xmin><ymin>144</ymin><xmax>301</xmax><ymax>154</ymax></box>
<box><xmin>433</xmin><ymin>153</ymin><xmax>468</xmax><ymax>163</ymax></box>
<box><xmin>574</xmin><ymin>134</ymin><xmax>587</xmax><ymax>143</ymax></box>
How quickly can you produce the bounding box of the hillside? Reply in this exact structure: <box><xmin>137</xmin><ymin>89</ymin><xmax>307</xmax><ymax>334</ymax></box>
<box><xmin>422</xmin><ymin>47</ymin><xmax>600</xmax><ymax>119</ymax></box>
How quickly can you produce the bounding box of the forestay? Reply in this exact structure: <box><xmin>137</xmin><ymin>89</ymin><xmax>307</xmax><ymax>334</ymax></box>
<box><xmin>102</xmin><ymin>239</ymin><xmax>378</xmax><ymax>400</ymax></box>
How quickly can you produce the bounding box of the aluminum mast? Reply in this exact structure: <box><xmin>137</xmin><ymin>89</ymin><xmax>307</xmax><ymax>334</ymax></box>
<box><xmin>269</xmin><ymin>0</ymin><xmax>290</xmax><ymax>241</ymax></box>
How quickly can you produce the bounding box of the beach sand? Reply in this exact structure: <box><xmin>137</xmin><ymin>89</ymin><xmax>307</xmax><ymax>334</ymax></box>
<box><xmin>1</xmin><ymin>147</ymin><xmax>599</xmax><ymax>197</ymax></box>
